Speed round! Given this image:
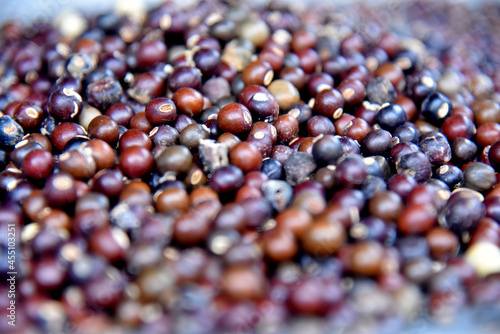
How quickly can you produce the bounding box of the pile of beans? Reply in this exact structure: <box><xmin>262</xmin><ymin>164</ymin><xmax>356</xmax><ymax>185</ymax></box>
<box><xmin>1</xmin><ymin>0</ymin><xmax>500</xmax><ymax>333</ymax></box>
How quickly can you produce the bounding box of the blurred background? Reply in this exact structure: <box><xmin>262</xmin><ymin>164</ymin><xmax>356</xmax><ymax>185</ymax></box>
<box><xmin>0</xmin><ymin>0</ymin><xmax>165</xmax><ymax>23</ymax></box>
<box><xmin>0</xmin><ymin>0</ymin><xmax>492</xmax><ymax>24</ymax></box>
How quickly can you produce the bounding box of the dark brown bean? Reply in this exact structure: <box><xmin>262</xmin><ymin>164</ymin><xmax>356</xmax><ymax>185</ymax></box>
<box><xmin>301</xmin><ymin>219</ymin><xmax>346</xmax><ymax>256</ymax></box>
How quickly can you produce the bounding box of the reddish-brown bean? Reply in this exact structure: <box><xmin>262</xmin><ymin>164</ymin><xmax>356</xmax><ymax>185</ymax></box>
<box><xmin>172</xmin><ymin>87</ymin><xmax>204</xmax><ymax>117</ymax></box>
<box><xmin>217</xmin><ymin>103</ymin><xmax>253</xmax><ymax>134</ymax></box>
<box><xmin>398</xmin><ymin>204</ymin><xmax>437</xmax><ymax>235</ymax></box>
<box><xmin>118</xmin><ymin>146</ymin><xmax>154</xmax><ymax>178</ymax></box>
<box><xmin>229</xmin><ymin>142</ymin><xmax>263</xmax><ymax>173</ymax></box>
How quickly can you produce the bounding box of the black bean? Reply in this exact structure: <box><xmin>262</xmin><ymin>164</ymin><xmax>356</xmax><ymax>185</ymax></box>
<box><xmin>0</xmin><ymin>116</ymin><xmax>24</xmax><ymax>149</ymax></box>
<box><xmin>283</xmin><ymin>152</ymin><xmax>317</xmax><ymax>186</ymax></box>
<box><xmin>262</xmin><ymin>180</ymin><xmax>293</xmax><ymax>212</ymax></box>
<box><xmin>261</xmin><ymin>158</ymin><xmax>283</xmax><ymax>180</ymax></box>
<box><xmin>395</xmin><ymin>151</ymin><xmax>432</xmax><ymax>183</ymax></box>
